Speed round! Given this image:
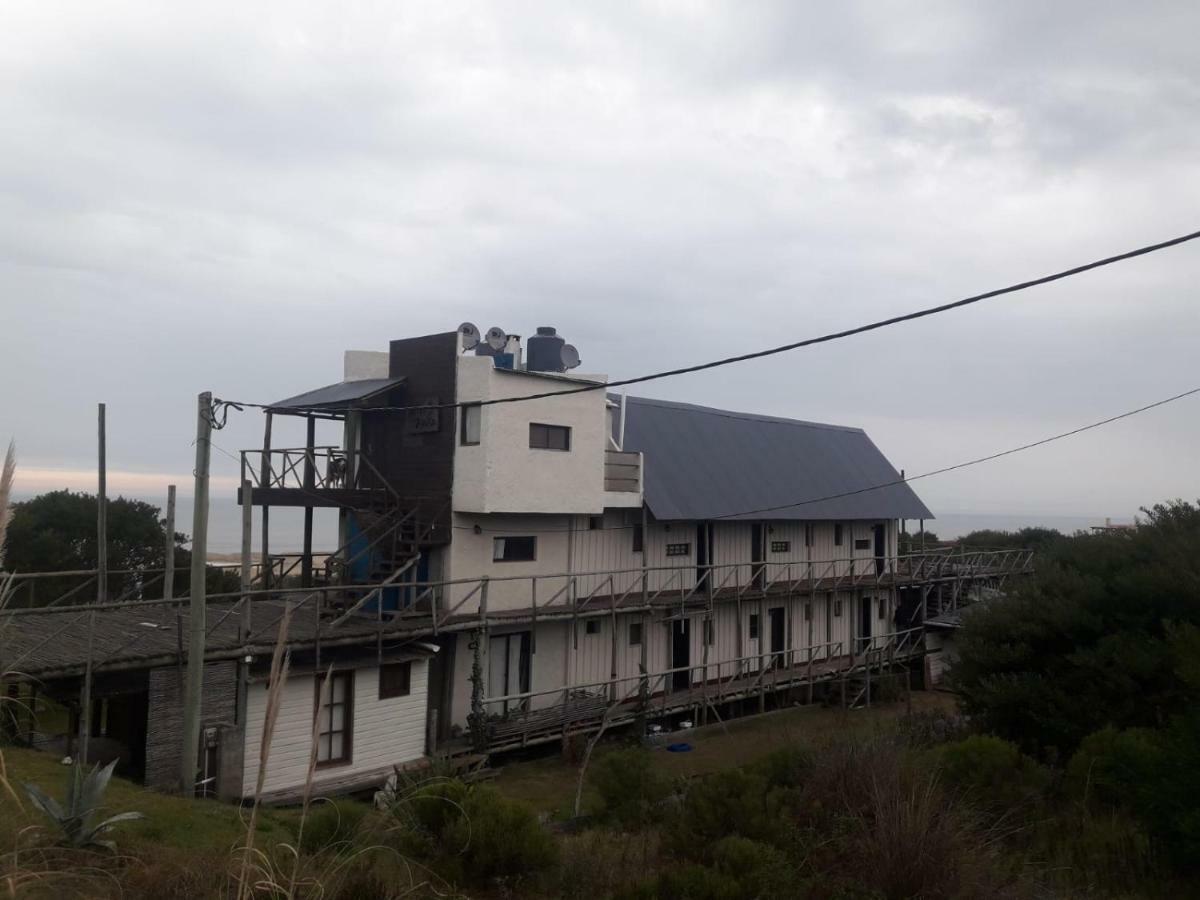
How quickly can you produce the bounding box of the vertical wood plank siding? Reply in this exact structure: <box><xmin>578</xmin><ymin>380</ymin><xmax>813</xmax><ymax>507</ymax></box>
<box><xmin>241</xmin><ymin>662</ymin><xmax>428</xmax><ymax>798</ymax></box>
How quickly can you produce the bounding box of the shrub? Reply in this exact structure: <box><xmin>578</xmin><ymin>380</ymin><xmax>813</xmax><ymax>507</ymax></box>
<box><xmin>621</xmin><ymin>863</ymin><xmax>743</xmax><ymax>900</ymax></box>
<box><xmin>435</xmin><ymin>785</ymin><xmax>558</xmax><ymax>887</ymax></box>
<box><xmin>666</xmin><ymin>769</ymin><xmax>786</xmax><ymax>857</ymax></box>
<box><xmin>593</xmin><ymin>748</ymin><xmax>674</xmax><ymax>827</ymax></box>
<box><xmin>710</xmin><ymin>836</ymin><xmax>793</xmax><ymax>898</ymax></box>
<box><xmin>896</xmin><ymin>708</ymin><xmax>969</xmax><ymax>747</ymax></box>
<box><xmin>751</xmin><ymin>745</ymin><xmax>813</xmax><ymax>789</ymax></box>
<box><xmin>933</xmin><ymin>734</ymin><xmax>1050</xmax><ymax>813</ymax></box>
<box><xmin>298</xmin><ymin>798</ymin><xmax>369</xmax><ymax>854</ymax></box>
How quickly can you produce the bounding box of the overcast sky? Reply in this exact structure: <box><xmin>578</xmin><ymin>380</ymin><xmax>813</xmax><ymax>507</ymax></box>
<box><xmin>3</xmin><ymin>1</ymin><xmax>1198</xmax><ymax>522</ymax></box>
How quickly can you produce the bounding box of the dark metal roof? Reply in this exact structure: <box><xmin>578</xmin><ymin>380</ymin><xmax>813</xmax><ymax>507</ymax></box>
<box><xmin>616</xmin><ymin>395</ymin><xmax>934</xmax><ymax>522</ymax></box>
<box><xmin>270</xmin><ymin>377</ymin><xmax>406</xmax><ymax>412</ymax></box>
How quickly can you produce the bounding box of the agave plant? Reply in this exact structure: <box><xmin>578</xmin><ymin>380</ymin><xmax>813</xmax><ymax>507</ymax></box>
<box><xmin>23</xmin><ymin>759</ymin><xmax>144</xmax><ymax>851</ymax></box>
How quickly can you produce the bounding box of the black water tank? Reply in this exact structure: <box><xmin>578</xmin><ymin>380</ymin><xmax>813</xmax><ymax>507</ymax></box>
<box><xmin>526</xmin><ymin>326</ymin><xmax>565</xmax><ymax>372</ymax></box>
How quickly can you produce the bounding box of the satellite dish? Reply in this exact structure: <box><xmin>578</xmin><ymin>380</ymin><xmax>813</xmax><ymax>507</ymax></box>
<box><xmin>561</xmin><ymin>344</ymin><xmax>581</xmax><ymax>370</ymax></box>
<box><xmin>458</xmin><ymin>322</ymin><xmax>480</xmax><ymax>351</ymax></box>
<box><xmin>485</xmin><ymin>327</ymin><xmax>508</xmax><ymax>351</ymax></box>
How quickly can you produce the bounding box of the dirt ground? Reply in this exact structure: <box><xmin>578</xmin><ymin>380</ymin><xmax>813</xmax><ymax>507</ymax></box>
<box><xmin>491</xmin><ymin>690</ymin><xmax>957</xmax><ymax>817</ymax></box>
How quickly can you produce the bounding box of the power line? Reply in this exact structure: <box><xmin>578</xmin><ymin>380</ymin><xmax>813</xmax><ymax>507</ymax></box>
<box><xmin>453</xmin><ymin>384</ymin><xmax>1200</xmax><ymax>533</ymax></box>
<box><xmin>214</xmin><ymin>227</ymin><xmax>1200</xmax><ymax>417</ymax></box>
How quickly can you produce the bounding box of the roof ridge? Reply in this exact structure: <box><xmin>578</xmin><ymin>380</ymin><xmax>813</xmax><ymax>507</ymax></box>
<box><xmin>619</xmin><ymin>395</ymin><xmax>864</xmax><ymax>433</ymax></box>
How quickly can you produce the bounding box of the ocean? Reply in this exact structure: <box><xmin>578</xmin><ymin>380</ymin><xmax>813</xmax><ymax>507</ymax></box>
<box><xmin>13</xmin><ymin>494</ymin><xmax>1134</xmax><ymax>559</ymax></box>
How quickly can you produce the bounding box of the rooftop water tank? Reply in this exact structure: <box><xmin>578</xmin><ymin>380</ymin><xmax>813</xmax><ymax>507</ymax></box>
<box><xmin>526</xmin><ymin>326</ymin><xmax>566</xmax><ymax>373</ymax></box>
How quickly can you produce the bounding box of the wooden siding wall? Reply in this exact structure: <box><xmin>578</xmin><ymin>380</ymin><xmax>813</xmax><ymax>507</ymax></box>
<box><xmin>241</xmin><ymin>662</ymin><xmax>428</xmax><ymax>798</ymax></box>
<box><xmin>445</xmin><ymin>514</ymin><xmax>900</xmax><ymax>615</ymax></box>
<box><xmin>444</xmin><ymin>585</ymin><xmax>899</xmax><ymax>729</ymax></box>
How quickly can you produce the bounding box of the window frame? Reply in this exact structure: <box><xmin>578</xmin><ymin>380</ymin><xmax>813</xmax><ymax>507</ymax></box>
<box><xmin>585</xmin><ymin>619</ymin><xmax>601</xmax><ymax>635</ymax></box>
<box><xmin>665</xmin><ymin>542</ymin><xmax>690</xmax><ymax>557</ymax></box>
<box><xmin>834</xmin><ymin>523</ymin><xmax>844</xmax><ymax>547</ymax></box>
<box><xmin>460</xmin><ymin>403</ymin><xmax>481</xmax><ymax>446</ymax></box>
<box><xmin>770</xmin><ymin>540</ymin><xmax>790</xmax><ymax>553</ymax></box>
<box><xmin>632</xmin><ymin>523</ymin><xmax>644</xmax><ymax>554</ymax></box>
<box><xmin>749</xmin><ymin>613</ymin><xmax>760</xmax><ymax>641</ymax></box>
<box><xmin>629</xmin><ymin>622</ymin><xmax>643</xmax><ymax>646</ymax></box>
<box><xmin>314</xmin><ymin>670</ymin><xmax>354</xmax><ymax>768</ymax></box>
<box><xmin>804</xmin><ymin>523</ymin><xmax>813</xmax><ymax>548</ymax></box>
<box><xmin>528</xmin><ymin>422</ymin><xmax>571</xmax><ymax>451</ymax></box>
<box><xmin>493</xmin><ymin>535</ymin><xmax>537</xmax><ymax>563</ymax></box>
<box><xmin>378</xmin><ymin>661</ymin><xmax>412</xmax><ymax>700</ymax></box>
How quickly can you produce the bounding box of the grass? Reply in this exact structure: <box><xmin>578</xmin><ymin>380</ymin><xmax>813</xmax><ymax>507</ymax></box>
<box><xmin>494</xmin><ymin>690</ymin><xmax>956</xmax><ymax>817</ymax></box>
<box><xmin>0</xmin><ymin>745</ymin><xmax>299</xmax><ymax>854</ymax></box>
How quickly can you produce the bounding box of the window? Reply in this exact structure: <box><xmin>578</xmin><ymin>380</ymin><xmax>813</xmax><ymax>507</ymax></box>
<box><xmin>460</xmin><ymin>404</ymin><xmax>481</xmax><ymax>446</ymax></box>
<box><xmin>878</xmin><ymin>598</ymin><xmax>887</xmax><ymax>620</ymax></box>
<box><xmin>804</xmin><ymin>523</ymin><xmax>813</xmax><ymax>548</ymax></box>
<box><xmin>804</xmin><ymin>603</ymin><xmax>812</xmax><ymax>622</ymax></box>
<box><xmin>703</xmin><ymin>618</ymin><xmax>715</xmax><ymax>645</ymax></box>
<box><xmin>834</xmin><ymin>524</ymin><xmax>844</xmax><ymax>546</ymax></box>
<box><xmin>585</xmin><ymin>619</ymin><xmax>601</xmax><ymax>635</ymax></box>
<box><xmin>379</xmin><ymin>662</ymin><xmax>412</xmax><ymax>699</ymax></box>
<box><xmin>629</xmin><ymin>622</ymin><xmax>643</xmax><ymax>646</ymax></box>
<box><xmin>529</xmin><ymin>423</ymin><xmax>570</xmax><ymax>451</ymax></box>
<box><xmin>588</xmin><ymin>516</ymin><xmax>602</xmax><ymax>531</ymax></box>
<box><xmin>315</xmin><ymin>671</ymin><xmax>353</xmax><ymax>766</ymax></box>
<box><xmin>632</xmin><ymin>523</ymin><xmax>644</xmax><ymax>553</ymax></box>
<box><xmin>833</xmin><ymin>600</ymin><xmax>843</xmax><ymax>618</ymax></box>
<box><xmin>771</xmin><ymin>540</ymin><xmax>790</xmax><ymax>553</ymax></box>
<box><xmin>749</xmin><ymin>614</ymin><xmax>760</xmax><ymax>640</ymax></box>
<box><xmin>854</xmin><ymin>538</ymin><xmax>870</xmax><ymax>551</ymax></box>
<box><xmin>666</xmin><ymin>542</ymin><xmax>690</xmax><ymax>557</ymax></box>
<box><xmin>493</xmin><ymin>536</ymin><xmax>536</xmax><ymax>562</ymax></box>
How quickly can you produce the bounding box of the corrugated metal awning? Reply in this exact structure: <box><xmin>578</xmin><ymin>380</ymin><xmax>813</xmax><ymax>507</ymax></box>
<box><xmin>269</xmin><ymin>376</ymin><xmax>406</xmax><ymax>414</ymax></box>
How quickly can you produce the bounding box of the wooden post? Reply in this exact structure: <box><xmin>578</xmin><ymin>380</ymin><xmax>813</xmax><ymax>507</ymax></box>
<box><xmin>80</xmin><ymin>402</ymin><xmax>106</xmax><ymax>765</ymax></box>
<box><xmin>164</xmin><ymin>485</ymin><xmax>177</xmax><ymax>602</ymax></box>
<box><xmin>301</xmin><ymin>415</ymin><xmax>315</xmax><ymax>589</ymax></box>
<box><xmin>237</xmin><ymin>477</ymin><xmax>253</xmax><ymax>724</ymax></box>
<box><xmin>259</xmin><ymin>412</ymin><xmax>273</xmax><ymax>592</ymax></box>
<box><xmin>180</xmin><ymin>391</ymin><xmax>212</xmax><ymax>795</ymax></box>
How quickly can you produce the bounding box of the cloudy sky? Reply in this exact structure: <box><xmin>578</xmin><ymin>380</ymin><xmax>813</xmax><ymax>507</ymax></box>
<box><xmin>3</xmin><ymin>1</ymin><xmax>1199</xmax><ymax>525</ymax></box>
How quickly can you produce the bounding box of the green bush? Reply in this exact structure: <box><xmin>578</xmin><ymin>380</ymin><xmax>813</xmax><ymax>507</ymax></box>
<box><xmin>621</xmin><ymin>863</ymin><xmax>743</xmax><ymax>900</ymax></box>
<box><xmin>933</xmin><ymin>734</ymin><xmax>1050</xmax><ymax>813</ymax></box>
<box><xmin>710</xmin><ymin>836</ymin><xmax>793</xmax><ymax>898</ymax></box>
<box><xmin>298</xmin><ymin>799</ymin><xmax>369</xmax><ymax>854</ymax></box>
<box><xmin>437</xmin><ymin>784</ymin><xmax>559</xmax><ymax>886</ymax></box>
<box><xmin>593</xmin><ymin>748</ymin><xmax>675</xmax><ymax>827</ymax></box>
<box><xmin>666</xmin><ymin>769</ymin><xmax>789</xmax><ymax>859</ymax></box>
<box><xmin>751</xmin><ymin>745</ymin><xmax>813</xmax><ymax>789</ymax></box>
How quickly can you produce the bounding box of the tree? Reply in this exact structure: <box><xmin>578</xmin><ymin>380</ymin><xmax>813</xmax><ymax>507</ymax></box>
<box><xmin>4</xmin><ymin>490</ymin><xmax>235</xmax><ymax>605</ymax></box>
<box><xmin>952</xmin><ymin>501</ymin><xmax>1200</xmax><ymax>758</ymax></box>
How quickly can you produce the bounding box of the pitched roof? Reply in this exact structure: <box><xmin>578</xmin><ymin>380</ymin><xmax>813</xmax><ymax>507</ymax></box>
<box><xmin>270</xmin><ymin>376</ymin><xmax>406</xmax><ymax>412</ymax></box>
<box><xmin>617</xmin><ymin>396</ymin><xmax>934</xmax><ymax>522</ymax></box>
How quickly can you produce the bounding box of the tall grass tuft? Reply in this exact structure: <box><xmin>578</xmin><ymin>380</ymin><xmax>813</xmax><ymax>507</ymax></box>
<box><xmin>234</xmin><ymin>603</ymin><xmax>292</xmax><ymax>898</ymax></box>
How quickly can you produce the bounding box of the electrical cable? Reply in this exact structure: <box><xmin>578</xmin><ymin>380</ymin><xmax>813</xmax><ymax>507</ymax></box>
<box><xmin>213</xmin><ymin>227</ymin><xmax>1200</xmax><ymax>416</ymax></box>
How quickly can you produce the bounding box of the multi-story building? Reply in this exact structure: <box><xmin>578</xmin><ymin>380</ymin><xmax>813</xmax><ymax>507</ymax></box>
<box><xmin>2</xmin><ymin>325</ymin><xmax>1033</xmax><ymax>802</ymax></box>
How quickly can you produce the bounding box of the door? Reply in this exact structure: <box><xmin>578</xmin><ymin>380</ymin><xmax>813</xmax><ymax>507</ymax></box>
<box><xmin>696</xmin><ymin>524</ymin><xmax>712</xmax><ymax>590</ymax></box>
<box><xmin>858</xmin><ymin>596</ymin><xmax>872</xmax><ymax>653</ymax></box>
<box><xmin>768</xmin><ymin>606</ymin><xmax>786</xmax><ymax>668</ymax></box>
<box><xmin>873</xmin><ymin>523</ymin><xmax>886</xmax><ymax>576</ymax></box>
<box><xmin>489</xmin><ymin>632</ymin><xmax>531</xmax><ymax>714</ymax></box>
<box><xmin>751</xmin><ymin>524</ymin><xmax>766</xmax><ymax>590</ymax></box>
<box><xmin>671</xmin><ymin>619</ymin><xmax>691</xmax><ymax>691</ymax></box>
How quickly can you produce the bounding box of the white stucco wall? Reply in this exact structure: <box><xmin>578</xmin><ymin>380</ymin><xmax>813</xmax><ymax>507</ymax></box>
<box><xmin>343</xmin><ymin>350</ymin><xmax>390</xmax><ymax>381</ymax></box>
<box><xmin>241</xmin><ymin>661</ymin><xmax>428</xmax><ymax>798</ymax></box>
<box><xmin>452</xmin><ymin>356</ymin><xmax>610</xmax><ymax>515</ymax></box>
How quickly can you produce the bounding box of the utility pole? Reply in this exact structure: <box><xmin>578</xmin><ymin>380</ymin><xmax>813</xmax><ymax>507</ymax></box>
<box><xmin>180</xmin><ymin>392</ymin><xmax>212</xmax><ymax>794</ymax></box>
<box><xmin>80</xmin><ymin>402</ymin><xmax>106</xmax><ymax>765</ymax></box>
<box><xmin>164</xmin><ymin>485</ymin><xmax>176</xmax><ymax>602</ymax></box>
